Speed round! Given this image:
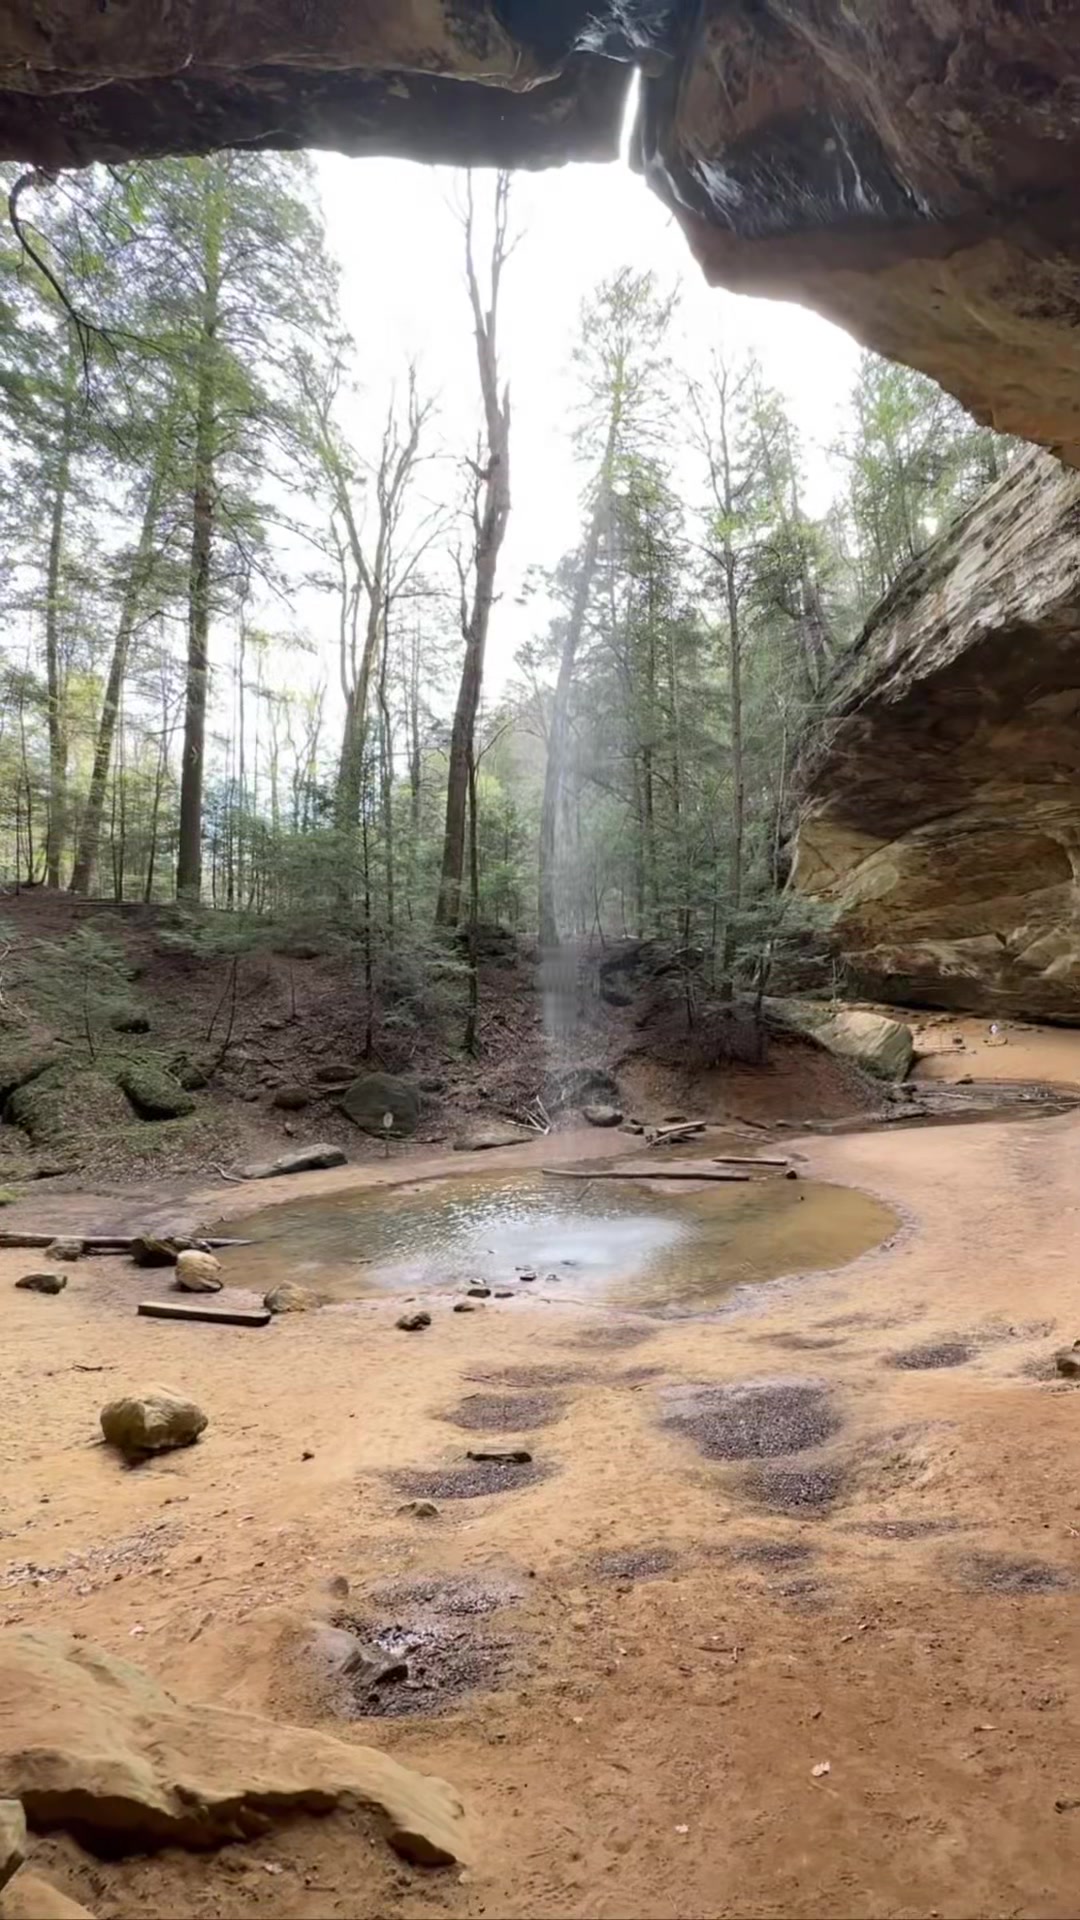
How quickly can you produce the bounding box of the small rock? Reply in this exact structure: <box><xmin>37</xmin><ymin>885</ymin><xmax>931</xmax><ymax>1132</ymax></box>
<box><xmin>466</xmin><ymin>1285</ymin><xmax>491</xmax><ymax>1299</ymax></box>
<box><xmin>517</xmin><ymin>1270</ymin><xmax>537</xmax><ymax>1283</ymax></box>
<box><xmin>619</xmin><ymin>1121</ymin><xmax>645</xmax><ymax>1136</ymax></box>
<box><xmin>130</xmin><ymin>1235</ymin><xmax>179</xmax><ymax>1268</ymax></box>
<box><xmin>0</xmin><ymin>1799</ymin><xmax>27</xmax><ymax>1893</ymax></box>
<box><xmin>957</xmin><ymin>1073</ymin><xmax>974</xmax><ymax>1085</ymax></box>
<box><xmin>44</xmin><ymin>1237</ymin><xmax>83</xmax><ymax>1263</ymax></box>
<box><xmin>452</xmin><ymin>1301</ymin><xmax>475</xmax><ymax>1314</ymax></box>
<box><xmin>341</xmin><ymin>1642</ymin><xmax>409</xmax><ymax>1689</ymax></box>
<box><xmin>264</xmin><ymin>1282</ymin><xmax>321</xmax><ymax>1314</ymax></box>
<box><xmin>397</xmin><ymin>1500</ymin><xmax>439</xmax><ymax>1519</ymax></box>
<box><xmin>15</xmin><ymin>1271</ymin><xmax>65</xmax><ymax>1295</ymax></box>
<box><xmin>271</xmin><ymin>1085</ymin><xmax>310</xmax><ymax>1111</ymax></box>
<box><xmin>785</xmin><ymin>1167</ymin><xmax>799</xmax><ymax>1180</ymax></box>
<box><xmin>174</xmin><ymin>1250</ymin><xmax>223</xmax><ymax>1294</ymax></box>
<box><xmin>324</xmin><ymin>1574</ymin><xmax>350</xmax><ymax>1599</ymax></box>
<box><xmin>811</xmin><ymin>1760</ymin><xmax>831</xmax><ymax>1778</ymax></box>
<box><xmin>396</xmin><ymin>1311</ymin><xmax>431</xmax><ymax>1332</ymax></box>
<box><xmin>301</xmin><ymin>1449</ymin><xmax>315</xmax><ymax>1462</ymax></box>
<box><xmin>494</xmin><ymin>1289</ymin><xmax>514</xmax><ymax>1299</ymax></box>
<box><xmin>1054</xmin><ymin>1344</ymin><xmax>1080</xmax><ymax>1379</ymax></box>
<box><xmin>583</xmin><ymin>1103</ymin><xmax>622</xmax><ymax>1128</ymax></box>
<box><xmin>100</xmin><ymin>1389</ymin><xmax>208</xmax><ymax>1460</ymax></box>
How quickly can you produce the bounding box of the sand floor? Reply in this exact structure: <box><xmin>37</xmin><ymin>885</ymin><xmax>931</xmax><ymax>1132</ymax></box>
<box><xmin>3</xmin><ymin>1092</ymin><xmax>1080</xmax><ymax>1918</ymax></box>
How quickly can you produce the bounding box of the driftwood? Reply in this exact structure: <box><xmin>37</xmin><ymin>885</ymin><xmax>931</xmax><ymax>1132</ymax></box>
<box><xmin>0</xmin><ymin>1231</ymin><xmax>252</xmax><ymax>1252</ymax></box>
<box><xmin>137</xmin><ymin>1298</ymin><xmax>270</xmax><ymax>1328</ymax></box>
<box><xmin>543</xmin><ymin>1165</ymin><xmax>751</xmax><ymax>1184</ymax></box>
<box><xmin>647</xmin><ymin>1121</ymin><xmax>706</xmax><ymax>1146</ymax></box>
<box><xmin>711</xmin><ymin>1154</ymin><xmax>791</xmax><ymax>1169</ymax></box>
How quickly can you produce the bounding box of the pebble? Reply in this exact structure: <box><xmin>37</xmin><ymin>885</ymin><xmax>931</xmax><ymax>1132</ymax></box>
<box><xmin>467</xmin><ymin>1285</ymin><xmax>492</xmax><ymax>1298</ymax></box>
<box><xmin>453</xmin><ymin>1302</ymin><xmax>475</xmax><ymax>1314</ymax></box>
<box><xmin>397</xmin><ymin>1499</ymin><xmax>440</xmax><ymax>1519</ymax></box>
<box><xmin>396</xmin><ymin>1311</ymin><xmax>431</xmax><ymax>1331</ymax></box>
<box><xmin>15</xmin><ymin>1272</ymin><xmax>65</xmax><ymax>1295</ymax></box>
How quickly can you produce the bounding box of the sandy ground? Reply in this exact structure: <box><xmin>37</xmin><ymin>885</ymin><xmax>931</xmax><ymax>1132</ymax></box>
<box><xmin>4</xmin><ymin>1108</ymin><xmax>1080</xmax><ymax>1919</ymax></box>
<box><xmin>905</xmin><ymin>1010</ymin><xmax>1080</xmax><ymax>1088</ymax></box>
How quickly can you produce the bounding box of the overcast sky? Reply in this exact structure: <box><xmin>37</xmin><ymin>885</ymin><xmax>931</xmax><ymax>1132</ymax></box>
<box><xmin>311</xmin><ymin>147</ymin><xmax>862</xmax><ymax>697</ymax></box>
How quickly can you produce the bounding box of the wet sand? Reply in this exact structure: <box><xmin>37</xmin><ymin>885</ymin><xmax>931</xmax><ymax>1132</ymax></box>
<box><xmin>3</xmin><ymin>1111</ymin><xmax>1080</xmax><ymax>1918</ymax></box>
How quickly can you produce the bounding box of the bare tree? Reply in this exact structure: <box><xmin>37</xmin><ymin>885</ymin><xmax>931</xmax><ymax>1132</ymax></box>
<box><xmin>435</xmin><ymin>172</ymin><xmax>513</xmax><ymax>929</ymax></box>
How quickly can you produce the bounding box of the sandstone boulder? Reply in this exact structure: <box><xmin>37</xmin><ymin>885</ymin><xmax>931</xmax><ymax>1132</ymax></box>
<box><xmin>239</xmin><ymin>1144</ymin><xmax>346</xmax><ymax>1180</ymax></box>
<box><xmin>767</xmin><ymin>1001</ymin><xmax>914</xmax><ymax>1082</ymax></box>
<box><xmin>340</xmin><ymin>1074</ymin><xmax>419</xmax><ymax>1139</ymax></box>
<box><xmin>264</xmin><ymin>1282</ymin><xmax>321</xmax><ymax>1315</ymax></box>
<box><xmin>0</xmin><ymin>1801</ymin><xmax>26</xmax><ymax>1893</ymax></box>
<box><xmin>174</xmin><ymin>1250</ymin><xmax>223</xmax><ymax>1294</ymax></box>
<box><xmin>452</xmin><ymin>1126</ymin><xmax>532</xmax><ymax>1152</ymax></box>
<box><xmin>0</xmin><ymin>1872</ymin><xmax>93</xmax><ymax>1918</ymax></box>
<box><xmin>0</xmin><ymin>1628</ymin><xmax>466</xmax><ymax>1866</ymax></box>
<box><xmin>99</xmin><ymin>1390</ymin><xmax>207</xmax><ymax>1460</ymax></box>
<box><xmin>584</xmin><ymin>1103</ymin><xmax>622</xmax><ymax>1128</ymax></box>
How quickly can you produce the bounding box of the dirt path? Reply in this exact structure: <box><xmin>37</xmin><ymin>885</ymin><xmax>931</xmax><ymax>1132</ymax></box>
<box><xmin>3</xmin><ymin>1113</ymin><xmax>1080</xmax><ymax>1918</ymax></box>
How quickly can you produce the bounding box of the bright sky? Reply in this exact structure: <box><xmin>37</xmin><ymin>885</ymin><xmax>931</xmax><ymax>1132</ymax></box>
<box><xmin>311</xmin><ymin>148</ymin><xmax>862</xmax><ymax>696</ymax></box>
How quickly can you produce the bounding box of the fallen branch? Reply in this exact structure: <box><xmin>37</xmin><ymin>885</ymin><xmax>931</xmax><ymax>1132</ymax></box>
<box><xmin>647</xmin><ymin>1121</ymin><xmax>706</xmax><ymax>1146</ymax></box>
<box><xmin>0</xmin><ymin>1230</ymin><xmax>253</xmax><ymax>1250</ymax></box>
<box><xmin>212</xmin><ymin>1163</ymin><xmax>248</xmax><ymax>1184</ymax></box>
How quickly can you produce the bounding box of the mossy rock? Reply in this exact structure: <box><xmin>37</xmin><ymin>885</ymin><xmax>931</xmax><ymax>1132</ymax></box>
<box><xmin>108</xmin><ymin>1005</ymin><xmax>151</xmax><ymax>1034</ymax></box>
<box><xmin>116</xmin><ymin>1062</ymin><xmax>197</xmax><ymax>1121</ymax></box>
<box><xmin>8</xmin><ymin>1066</ymin><xmax>130</xmax><ymax>1144</ymax></box>
<box><xmin>340</xmin><ymin>1072</ymin><xmax>419</xmax><ymax>1138</ymax></box>
<box><xmin>0</xmin><ymin>1044</ymin><xmax>61</xmax><ymax>1108</ymax></box>
<box><xmin>169</xmin><ymin>1052</ymin><xmax>213</xmax><ymax>1091</ymax></box>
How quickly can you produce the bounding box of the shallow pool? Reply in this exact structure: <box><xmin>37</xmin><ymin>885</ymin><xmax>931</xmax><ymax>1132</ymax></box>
<box><xmin>216</xmin><ymin>1167</ymin><xmax>898</xmax><ymax>1314</ymax></box>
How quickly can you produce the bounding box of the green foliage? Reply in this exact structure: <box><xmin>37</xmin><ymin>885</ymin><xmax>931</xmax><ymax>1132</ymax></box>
<box><xmin>29</xmin><ymin>925</ymin><xmax>134</xmax><ymax>1058</ymax></box>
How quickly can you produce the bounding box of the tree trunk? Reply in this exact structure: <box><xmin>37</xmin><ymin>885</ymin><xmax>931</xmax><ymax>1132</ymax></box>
<box><xmin>436</xmin><ymin>173</ymin><xmax>512</xmax><ymax>929</ymax></box>
<box><xmin>43</xmin><ymin>337</ymin><xmax>77</xmax><ymax>889</ymax></box>
<box><xmin>176</xmin><ymin>167</ymin><xmax>223</xmax><ymax>902</ymax></box>
<box><xmin>70</xmin><ymin>426</ymin><xmax>170</xmax><ymax>894</ymax></box>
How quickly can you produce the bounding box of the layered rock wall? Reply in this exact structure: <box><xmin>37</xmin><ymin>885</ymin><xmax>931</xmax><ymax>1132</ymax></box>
<box><xmin>792</xmin><ymin>452</ymin><xmax>1080</xmax><ymax>1022</ymax></box>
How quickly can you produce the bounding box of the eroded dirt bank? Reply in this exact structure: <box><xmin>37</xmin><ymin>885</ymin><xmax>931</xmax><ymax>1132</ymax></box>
<box><xmin>3</xmin><ymin>1110</ymin><xmax>1080</xmax><ymax>1919</ymax></box>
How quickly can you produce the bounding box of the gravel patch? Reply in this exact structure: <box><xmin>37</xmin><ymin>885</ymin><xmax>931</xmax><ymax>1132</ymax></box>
<box><xmin>661</xmin><ymin>1378</ymin><xmax>840</xmax><ymax>1460</ymax></box>
<box><xmin>589</xmin><ymin>1546</ymin><xmax>678</xmax><ymax>1582</ymax></box>
<box><xmin>443</xmin><ymin>1391</ymin><xmax>565</xmax><ymax>1432</ymax></box>
<box><xmin>727</xmin><ymin>1537</ymin><xmax>817</xmax><ymax>1569</ymax></box>
<box><xmin>741</xmin><ymin>1461</ymin><xmax>848</xmax><ymax>1514</ymax></box>
<box><xmin>955</xmin><ymin>1551</ymin><xmax>1075</xmax><ymax>1594</ymax></box>
<box><xmin>885</xmin><ymin>1343</ymin><xmax>973</xmax><ymax>1370</ymax></box>
<box><xmin>390</xmin><ymin>1460</ymin><xmax>552</xmax><ymax>1501</ymax></box>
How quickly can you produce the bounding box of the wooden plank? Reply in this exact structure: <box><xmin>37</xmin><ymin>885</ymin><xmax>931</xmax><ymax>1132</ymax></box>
<box><xmin>137</xmin><ymin>1298</ymin><xmax>271</xmax><ymax>1328</ymax></box>
<box><xmin>711</xmin><ymin>1154</ymin><xmax>791</xmax><ymax>1168</ymax></box>
<box><xmin>0</xmin><ymin>1232</ymin><xmax>252</xmax><ymax>1253</ymax></box>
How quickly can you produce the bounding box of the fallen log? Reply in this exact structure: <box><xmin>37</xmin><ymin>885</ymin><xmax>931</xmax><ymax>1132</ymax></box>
<box><xmin>647</xmin><ymin>1121</ymin><xmax>706</xmax><ymax>1145</ymax></box>
<box><xmin>542</xmin><ymin>1165</ymin><xmax>751</xmax><ymax>1183</ymax></box>
<box><xmin>137</xmin><ymin>1298</ymin><xmax>270</xmax><ymax>1328</ymax></box>
<box><xmin>0</xmin><ymin>1232</ymin><xmax>252</xmax><ymax>1252</ymax></box>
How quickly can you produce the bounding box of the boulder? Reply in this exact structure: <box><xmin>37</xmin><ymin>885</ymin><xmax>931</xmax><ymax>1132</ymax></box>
<box><xmin>0</xmin><ymin>1800</ymin><xmax>26</xmax><ymax>1893</ymax></box>
<box><xmin>44</xmin><ymin>1238</ymin><xmax>83</xmax><ymax>1263</ymax></box>
<box><xmin>793</xmin><ymin>455</ymin><xmax>1080</xmax><ymax>1023</ymax></box>
<box><xmin>1</xmin><ymin>1872</ymin><xmax>93</xmax><ymax>1918</ymax></box>
<box><xmin>15</xmin><ymin>1273</ymin><xmax>65</xmax><ymax>1296</ymax></box>
<box><xmin>174</xmin><ymin>1250</ymin><xmax>223</xmax><ymax>1294</ymax></box>
<box><xmin>0</xmin><ymin>1048</ymin><xmax>59</xmax><ymax>1109</ymax></box>
<box><xmin>340</xmin><ymin>1074</ymin><xmax>419</xmax><ymax>1139</ymax></box>
<box><xmin>271</xmin><ymin>1085</ymin><xmax>310</xmax><ymax>1110</ymax></box>
<box><xmin>264</xmin><ymin>1282</ymin><xmax>321</xmax><ymax>1314</ymax></box>
<box><xmin>7</xmin><ymin>1070</ymin><xmax>129</xmax><ymax>1146</ymax></box>
<box><xmin>396</xmin><ymin>1311</ymin><xmax>431</xmax><ymax>1332</ymax></box>
<box><xmin>767</xmin><ymin>1000</ymin><xmax>914</xmax><ymax>1082</ymax></box>
<box><xmin>99</xmin><ymin>1390</ymin><xmax>208</xmax><ymax>1460</ymax></box>
<box><xmin>116</xmin><ymin>1064</ymin><xmax>196</xmax><ymax>1121</ymax></box>
<box><xmin>0</xmin><ymin>1628</ymin><xmax>467</xmax><ymax>1866</ymax></box>
<box><xmin>583</xmin><ymin>1103</ymin><xmax>622</xmax><ymax>1128</ymax></box>
<box><xmin>239</xmin><ymin>1144</ymin><xmax>346</xmax><ymax>1180</ymax></box>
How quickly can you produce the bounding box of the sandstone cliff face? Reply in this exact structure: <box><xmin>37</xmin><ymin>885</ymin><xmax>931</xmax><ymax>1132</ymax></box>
<box><xmin>792</xmin><ymin>451</ymin><xmax>1080</xmax><ymax>1022</ymax></box>
<box><xmin>3</xmin><ymin>1</ymin><xmax>1080</xmax><ymax>464</ymax></box>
